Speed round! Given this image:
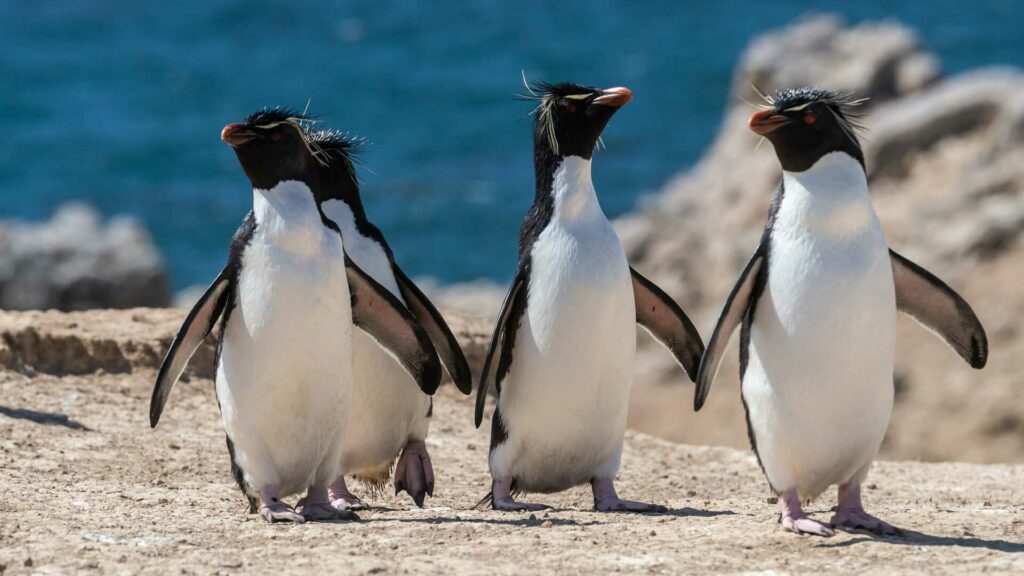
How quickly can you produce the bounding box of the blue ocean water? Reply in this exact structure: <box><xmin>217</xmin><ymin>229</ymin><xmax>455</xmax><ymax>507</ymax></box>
<box><xmin>1</xmin><ymin>1</ymin><xmax>1022</xmax><ymax>290</ymax></box>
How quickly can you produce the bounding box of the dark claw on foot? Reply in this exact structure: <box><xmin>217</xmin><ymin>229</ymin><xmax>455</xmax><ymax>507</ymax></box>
<box><xmin>299</xmin><ymin>501</ymin><xmax>359</xmax><ymax>522</ymax></box>
<box><xmin>396</xmin><ymin>441</ymin><xmax>433</xmax><ymax>508</ymax></box>
<box><xmin>831</xmin><ymin>509</ymin><xmax>902</xmax><ymax>537</ymax></box>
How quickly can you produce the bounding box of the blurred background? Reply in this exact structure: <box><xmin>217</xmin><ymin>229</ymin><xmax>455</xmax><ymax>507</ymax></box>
<box><xmin>1</xmin><ymin>1</ymin><xmax>1021</xmax><ymax>463</ymax></box>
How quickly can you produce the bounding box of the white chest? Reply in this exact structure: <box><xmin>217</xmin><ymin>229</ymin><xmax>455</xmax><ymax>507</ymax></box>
<box><xmin>216</xmin><ymin>181</ymin><xmax>355</xmax><ymax>493</ymax></box>
<box><xmin>525</xmin><ymin>156</ymin><xmax>633</xmax><ymax>356</ymax></box>
<box><xmin>765</xmin><ymin>152</ymin><xmax>894</xmax><ymax>341</ymax></box>
<box><xmin>494</xmin><ymin>157</ymin><xmax>635</xmax><ymax>488</ymax></box>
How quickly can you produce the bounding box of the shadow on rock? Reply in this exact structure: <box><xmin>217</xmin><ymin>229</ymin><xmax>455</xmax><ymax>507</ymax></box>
<box><xmin>817</xmin><ymin>529</ymin><xmax>1024</xmax><ymax>553</ymax></box>
<box><xmin>0</xmin><ymin>405</ymin><xmax>91</xmax><ymax>431</ymax></box>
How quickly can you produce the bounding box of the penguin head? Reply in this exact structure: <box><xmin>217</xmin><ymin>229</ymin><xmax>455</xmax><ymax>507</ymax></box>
<box><xmin>221</xmin><ymin>108</ymin><xmax>324</xmax><ymax>190</ymax></box>
<box><xmin>528</xmin><ymin>81</ymin><xmax>633</xmax><ymax>159</ymax></box>
<box><xmin>308</xmin><ymin>129</ymin><xmax>367</xmax><ymax>210</ymax></box>
<box><xmin>748</xmin><ymin>87</ymin><xmax>867</xmax><ymax>172</ymax></box>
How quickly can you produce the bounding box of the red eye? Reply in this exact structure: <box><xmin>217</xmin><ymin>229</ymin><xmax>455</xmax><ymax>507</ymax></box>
<box><xmin>804</xmin><ymin>113</ymin><xmax>816</xmax><ymax>124</ymax></box>
<box><xmin>270</xmin><ymin>132</ymin><xmax>284</xmax><ymax>141</ymax></box>
<box><xmin>566</xmin><ymin>102</ymin><xmax>576</xmax><ymax>113</ymax></box>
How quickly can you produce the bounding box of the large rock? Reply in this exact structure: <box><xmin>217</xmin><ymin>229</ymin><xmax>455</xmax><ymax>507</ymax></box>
<box><xmin>0</xmin><ymin>204</ymin><xmax>171</xmax><ymax>311</ymax></box>
<box><xmin>615</xmin><ymin>16</ymin><xmax>1024</xmax><ymax>464</ymax></box>
<box><xmin>736</xmin><ymin>14</ymin><xmax>939</xmax><ymax>109</ymax></box>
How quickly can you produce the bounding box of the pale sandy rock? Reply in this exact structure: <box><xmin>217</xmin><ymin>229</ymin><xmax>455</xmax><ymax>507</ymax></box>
<box><xmin>0</xmin><ymin>307</ymin><xmax>491</xmax><ymax>384</ymax></box>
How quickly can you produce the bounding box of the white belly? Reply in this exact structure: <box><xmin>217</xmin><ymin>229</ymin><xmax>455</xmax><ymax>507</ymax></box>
<box><xmin>742</xmin><ymin>153</ymin><xmax>896</xmax><ymax>500</ymax></box>
<box><xmin>216</xmin><ymin>182</ymin><xmax>354</xmax><ymax>497</ymax></box>
<box><xmin>491</xmin><ymin>157</ymin><xmax>636</xmax><ymax>492</ymax></box>
<box><xmin>322</xmin><ymin>199</ymin><xmax>430</xmax><ymax>476</ymax></box>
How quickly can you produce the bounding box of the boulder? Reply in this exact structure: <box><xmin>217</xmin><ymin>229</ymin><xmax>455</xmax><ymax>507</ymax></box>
<box><xmin>0</xmin><ymin>203</ymin><xmax>170</xmax><ymax>311</ymax></box>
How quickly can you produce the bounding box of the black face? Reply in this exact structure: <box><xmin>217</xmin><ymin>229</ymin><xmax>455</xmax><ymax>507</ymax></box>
<box><xmin>221</xmin><ymin>108</ymin><xmax>319</xmax><ymax>190</ymax></box>
<box><xmin>530</xmin><ymin>82</ymin><xmax>633</xmax><ymax>159</ymax></box>
<box><xmin>309</xmin><ymin>129</ymin><xmax>364</xmax><ymax>208</ymax></box>
<box><xmin>749</xmin><ymin>87</ymin><xmax>866</xmax><ymax>172</ymax></box>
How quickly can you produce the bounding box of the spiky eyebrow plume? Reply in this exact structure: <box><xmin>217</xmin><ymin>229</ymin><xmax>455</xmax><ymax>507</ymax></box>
<box><xmin>518</xmin><ymin>80</ymin><xmax>598</xmax><ymax>155</ymax></box>
<box><xmin>307</xmin><ymin>129</ymin><xmax>367</xmax><ymax>185</ymax></box>
<box><xmin>243</xmin><ymin>106</ymin><xmax>312</xmax><ymax>127</ymax></box>
<box><xmin>759</xmin><ymin>86</ymin><xmax>869</xmax><ymax>147</ymax></box>
<box><xmin>241</xmin><ymin>106</ymin><xmax>339</xmax><ymax>166</ymax></box>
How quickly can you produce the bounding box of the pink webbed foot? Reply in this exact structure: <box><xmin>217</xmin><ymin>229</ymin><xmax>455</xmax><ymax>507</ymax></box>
<box><xmin>297</xmin><ymin>486</ymin><xmax>359</xmax><ymax>522</ymax></box>
<box><xmin>328</xmin><ymin>476</ymin><xmax>368</xmax><ymax>511</ymax></box>
<box><xmin>394</xmin><ymin>439</ymin><xmax>434</xmax><ymax>508</ymax></box>
<box><xmin>831</xmin><ymin>484</ymin><xmax>902</xmax><ymax>537</ymax></box>
<box><xmin>782</xmin><ymin>515</ymin><xmax>835</xmax><ymax>537</ymax></box>
<box><xmin>778</xmin><ymin>489</ymin><xmax>834</xmax><ymax>537</ymax></box>
<box><xmin>591</xmin><ymin>478</ymin><xmax>667</xmax><ymax>513</ymax></box>
<box><xmin>490</xmin><ymin>477</ymin><xmax>550</xmax><ymax>512</ymax></box>
<box><xmin>258</xmin><ymin>487</ymin><xmax>304</xmax><ymax>524</ymax></box>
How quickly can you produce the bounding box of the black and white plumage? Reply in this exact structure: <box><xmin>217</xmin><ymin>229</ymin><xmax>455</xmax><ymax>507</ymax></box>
<box><xmin>695</xmin><ymin>87</ymin><xmax>987</xmax><ymax>536</ymax></box>
<box><xmin>476</xmin><ymin>81</ymin><xmax>704</xmax><ymax>512</ymax></box>
<box><xmin>149</xmin><ymin>109</ymin><xmax>441</xmax><ymax>523</ymax></box>
<box><xmin>307</xmin><ymin>130</ymin><xmax>472</xmax><ymax>510</ymax></box>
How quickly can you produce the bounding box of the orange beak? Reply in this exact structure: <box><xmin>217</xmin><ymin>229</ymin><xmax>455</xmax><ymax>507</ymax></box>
<box><xmin>593</xmin><ymin>86</ymin><xmax>633</xmax><ymax>108</ymax></box>
<box><xmin>749</xmin><ymin>109</ymin><xmax>791</xmax><ymax>135</ymax></box>
<box><xmin>221</xmin><ymin>123</ymin><xmax>258</xmax><ymax>147</ymax></box>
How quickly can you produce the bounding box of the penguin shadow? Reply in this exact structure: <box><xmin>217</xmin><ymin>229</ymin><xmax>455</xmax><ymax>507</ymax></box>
<box><xmin>0</xmin><ymin>405</ymin><xmax>91</xmax><ymax>431</ymax></box>
<box><xmin>365</xmin><ymin>514</ymin><xmax>603</xmax><ymax>528</ymax></box>
<box><xmin>817</xmin><ymin>528</ymin><xmax>1024</xmax><ymax>553</ymax></box>
<box><xmin>660</xmin><ymin>507</ymin><xmax>735</xmax><ymax>519</ymax></box>
<box><xmin>361</xmin><ymin>505</ymin><xmax>733</xmax><ymax>527</ymax></box>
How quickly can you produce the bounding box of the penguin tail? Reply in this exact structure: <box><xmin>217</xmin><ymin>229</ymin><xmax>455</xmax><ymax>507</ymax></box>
<box><xmin>472</xmin><ymin>491</ymin><xmax>494</xmax><ymax>510</ymax></box>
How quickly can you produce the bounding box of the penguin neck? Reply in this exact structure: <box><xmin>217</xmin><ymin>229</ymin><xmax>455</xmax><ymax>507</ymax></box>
<box><xmin>252</xmin><ymin>179</ymin><xmax>330</xmax><ymax>255</ymax></box>
<box><xmin>321</xmin><ymin>177</ymin><xmax>371</xmax><ymax>230</ymax></box>
<box><xmin>778</xmin><ymin>151</ymin><xmax>878</xmax><ymax>239</ymax></box>
<box><xmin>536</xmin><ymin>153</ymin><xmax>604</xmax><ymax>225</ymax></box>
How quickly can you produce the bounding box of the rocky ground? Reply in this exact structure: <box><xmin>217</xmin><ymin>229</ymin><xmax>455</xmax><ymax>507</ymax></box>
<box><xmin>0</xmin><ymin>308</ymin><xmax>1022</xmax><ymax>575</ymax></box>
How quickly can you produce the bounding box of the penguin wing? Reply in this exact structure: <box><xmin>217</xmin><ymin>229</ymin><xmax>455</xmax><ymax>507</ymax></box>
<box><xmin>391</xmin><ymin>264</ymin><xmax>473</xmax><ymax>395</ymax></box>
<box><xmin>630</xmin><ymin>267</ymin><xmax>705</xmax><ymax>382</ymax></box>
<box><xmin>150</xmin><ymin>269</ymin><xmax>231</xmax><ymax>428</ymax></box>
<box><xmin>890</xmin><ymin>249</ymin><xmax>988</xmax><ymax>369</ymax></box>
<box><xmin>346</xmin><ymin>254</ymin><xmax>443</xmax><ymax>395</ymax></box>
<box><xmin>694</xmin><ymin>246</ymin><xmax>766</xmax><ymax>411</ymax></box>
<box><xmin>475</xmin><ymin>269</ymin><xmax>527</xmax><ymax>428</ymax></box>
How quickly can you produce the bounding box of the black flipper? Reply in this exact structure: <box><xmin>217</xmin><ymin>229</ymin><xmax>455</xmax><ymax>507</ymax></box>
<box><xmin>391</xmin><ymin>264</ymin><xmax>473</xmax><ymax>395</ymax></box>
<box><xmin>475</xmin><ymin>271</ymin><xmax>527</xmax><ymax>428</ymax></box>
<box><xmin>890</xmin><ymin>249</ymin><xmax>988</xmax><ymax>369</ymax></box>
<box><xmin>694</xmin><ymin>247</ymin><xmax>766</xmax><ymax>411</ymax></box>
<box><xmin>630</xmin><ymin>267</ymin><xmax>705</xmax><ymax>382</ymax></box>
<box><xmin>346</xmin><ymin>254</ymin><xmax>443</xmax><ymax>395</ymax></box>
<box><xmin>150</xmin><ymin>270</ymin><xmax>231</xmax><ymax>428</ymax></box>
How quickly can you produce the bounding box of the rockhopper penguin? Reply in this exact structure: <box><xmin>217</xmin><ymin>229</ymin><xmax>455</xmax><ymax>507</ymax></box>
<box><xmin>149</xmin><ymin>108</ymin><xmax>442</xmax><ymax>523</ymax></box>
<box><xmin>308</xmin><ymin>129</ymin><xmax>473</xmax><ymax>510</ymax></box>
<box><xmin>476</xmin><ymin>82</ymin><xmax>705</xmax><ymax>512</ymax></box>
<box><xmin>695</xmin><ymin>87</ymin><xmax>988</xmax><ymax>536</ymax></box>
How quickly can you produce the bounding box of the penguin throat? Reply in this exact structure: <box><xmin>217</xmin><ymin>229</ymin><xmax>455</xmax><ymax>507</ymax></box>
<box><xmin>779</xmin><ymin>152</ymin><xmax>876</xmax><ymax>239</ymax></box>
<box><xmin>252</xmin><ymin>180</ymin><xmax>326</xmax><ymax>254</ymax></box>
<box><xmin>550</xmin><ymin>156</ymin><xmax>600</xmax><ymax>222</ymax></box>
